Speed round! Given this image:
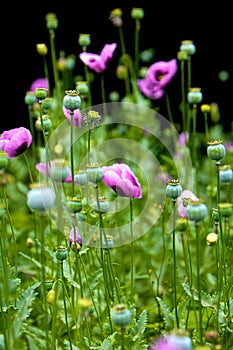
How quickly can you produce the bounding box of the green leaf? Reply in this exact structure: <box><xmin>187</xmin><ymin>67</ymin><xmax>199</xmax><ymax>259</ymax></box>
<box><xmin>12</xmin><ymin>282</ymin><xmax>40</xmax><ymax>339</ymax></box>
<box><xmin>132</xmin><ymin>309</ymin><xmax>148</xmax><ymax>341</ymax></box>
<box><xmin>182</xmin><ymin>282</ymin><xmax>216</xmax><ymax>307</ymax></box>
<box><xmin>156</xmin><ymin>296</ymin><xmax>174</xmax><ymax>330</ymax></box>
<box><xmin>99</xmin><ymin>338</ymin><xmax>113</xmax><ymax>350</ymax></box>
<box><xmin>0</xmin><ymin>257</ymin><xmax>21</xmax><ymax>304</ymax></box>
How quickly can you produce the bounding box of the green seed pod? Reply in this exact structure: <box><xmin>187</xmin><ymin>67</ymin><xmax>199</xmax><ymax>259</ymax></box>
<box><xmin>186</xmin><ymin>200</ymin><xmax>208</xmax><ymax>222</ymax></box>
<box><xmin>66</xmin><ymin>197</ymin><xmax>83</xmax><ymax>213</ymax></box>
<box><xmin>56</xmin><ymin>246</ymin><xmax>68</xmax><ymax>261</ymax></box>
<box><xmin>166</xmin><ymin>179</ymin><xmax>182</xmax><ymax>201</ymax></box>
<box><xmin>35</xmin><ymin>87</ymin><xmax>48</xmax><ymax>100</ymax></box>
<box><xmin>207</xmin><ymin>140</ymin><xmax>226</xmax><ymax>162</ymax></box>
<box><xmin>86</xmin><ymin>163</ymin><xmax>103</xmax><ymax>184</ymax></box>
<box><xmin>63</xmin><ymin>90</ymin><xmax>81</xmax><ymax>111</ymax></box>
<box><xmin>187</xmin><ymin>87</ymin><xmax>202</xmax><ymax>104</ymax></box>
<box><xmin>180</xmin><ymin>40</ymin><xmax>196</xmax><ymax>55</ymax></box>
<box><xmin>78</xmin><ymin>34</ymin><xmax>91</xmax><ymax>47</ymax></box>
<box><xmin>218</xmin><ymin>203</ymin><xmax>233</xmax><ymax>218</ymax></box>
<box><xmin>111</xmin><ymin>304</ymin><xmax>131</xmax><ymax>327</ymax></box>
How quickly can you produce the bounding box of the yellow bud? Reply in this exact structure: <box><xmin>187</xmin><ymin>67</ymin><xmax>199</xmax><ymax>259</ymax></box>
<box><xmin>206</xmin><ymin>232</ymin><xmax>218</xmax><ymax>246</ymax></box>
<box><xmin>201</xmin><ymin>104</ymin><xmax>211</xmax><ymax>113</ymax></box>
<box><xmin>36</xmin><ymin>43</ymin><xmax>48</xmax><ymax>56</ymax></box>
<box><xmin>47</xmin><ymin>289</ymin><xmax>56</xmax><ymax>306</ymax></box>
<box><xmin>26</xmin><ymin>237</ymin><xmax>34</xmax><ymax>248</ymax></box>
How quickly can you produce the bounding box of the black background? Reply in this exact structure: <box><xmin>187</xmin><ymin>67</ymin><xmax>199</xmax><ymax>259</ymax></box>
<box><xmin>4</xmin><ymin>0</ymin><xmax>232</xmax><ymax>132</ymax></box>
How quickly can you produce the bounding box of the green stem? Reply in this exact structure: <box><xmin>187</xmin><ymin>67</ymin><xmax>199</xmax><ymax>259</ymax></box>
<box><xmin>191</xmin><ymin>104</ymin><xmax>199</xmax><ymax>196</ymax></box>
<box><xmin>195</xmin><ymin>222</ymin><xmax>203</xmax><ymax>344</ymax></box>
<box><xmin>180</xmin><ymin>61</ymin><xmax>186</xmax><ymax>131</ymax></box>
<box><xmin>23</xmin><ymin>152</ymin><xmax>34</xmax><ymax>184</ymax></box>
<box><xmin>130</xmin><ymin>197</ymin><xmax>134</xmax><ymax>302</ymax></box>
<box><xmin>101</xmin><ymin>73</ymin><xmax>107</xmax><ymax>118</ymax></box>
<box><xmin>187</xmin><ymin>57</ymin><xmax>192</xmax><ymax>90</ymax></box>
<box><xmin>134</xmin><ymin>20</ymin><xmax>140</xmax><ymax>79</ymax></box>
<box><xmin>172</xmin><ymin>200</ymin><xmax>179</xmax><ymax>329</ymax></box>
<box><xmin>118</xmin><ymin>26</ymin><xmax>126</xmax><ymax>55</ymax></box>
<box><xmin>49</xmin><ymin>29</ymin><xmax>59</xmax><ymax>99</ymax></box>
<box><xmin>61</xmin><ymin>262</ymin><xmax>73</xmax><ymax>349</ymax></box>
<box><xmin>94</xmin><ymin>185</ymin><xmax>113</xmax><ymax>330</ymax></box>
<box><xmin>70</xmin><ymin>111</ymin><xmax>75</xmax><ymax>197</ymax></box>
<box><xmin>39</xmin><ymin>214</ymin><xmax>50</xmax><ymax>348</ymax></box>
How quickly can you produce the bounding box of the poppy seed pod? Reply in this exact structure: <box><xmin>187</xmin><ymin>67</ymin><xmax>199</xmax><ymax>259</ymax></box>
<box><xmin>44</xmin><ymin>279</ymin><xmax>55</xmax><ymax>291</ymax></box>
<box><xmin>180</xmin><ymin>40</ymin><xmax>196</xmax><ymax>56</ymax></box>
<box><xmin>218</xmin><ymin>202</ymin><xmax>233</xmax><ymax>218</ymax></box>
<box><xmin>131</xmin><ymin>7</ymin><xmax>144</xmax><ymax>20</ymax></box>
<box><xmin>66</xmin><ymin>197</ymin><xmax>83</xmax><ymax>213</ymax></box>
<box><xmin>92</xmin><ymin>197</ymin><xmax>109</xmax><ymax>213</ymax></box>
<box><xmin>187</xmin><ymin>87</ymin><xmax>202</xmax><ymax>104</ymax></box>
<box><xmin>24</xmin><ymin>91</ymin><xmax>37</xmax><ymax>105</ymax></box>
<box><xmin>86</xmin><ymin>163</ymin><xmax>103</xmax><ymax>184</ymax></box>
<box><xmin>101</xmin><ymin>235</ymin><xmax>114</xmax><ymax>249</ymax></box>
<box><xmin>46</xmin><ymin>12</ymin><xmax>58</xmax><ymax>30</ymax></box>
<box><xmin>111</xmin><ymin>304</ymin><xmax>131</xmax><ymax>327</ymax></box>
<box><xmin>56</xmin><ymin>246</ymin><xmax>68</xmax><ymax>261</ymax></box>
<box><xmin>167</xmin><ymin>333</ymin><xmax>193</xmax><ymax>350</ymax></box>
<box><xmin>166</xmin><ymin>179</ymin><xmax>182</xmax><ymax>201</ymax></box>
<box><xmin>76</xmin><ymin>81</ymin><xmax>89</xmax><ymax>95</ymax></box>
<box><xmin>75</xmin><ymin>171</ymin><xmax>87</xmax><ymax>186</ymax></box>
<box><xmin>211</xmin><ymin>208</ymin><xmax>220</xmax><ymax>223</ymax></box>
<box><xmin>207</xmin><ymin>140</ymin><xmax>226</xmax><ymax>162</ymax></box>
<box><xmin>35</xmin><ymin>115</ymin><xmax>53</xmax><ymax>133</ymax></box>
<box><xmin>27</xmin><ymin>183</ymin><xmax>56</xmax><ymax>211</ymax></box>
<box><xmin>63</xmin><ymin>90</ymin><xmax>81</xmax><ymax>111</ymax></box>
<box><xmin>186</xmin><ymin>200</ymin><xmax>208</xmax><ymax>222</ymax></box>
<box><xmin>49</xmin><ymin>159</ymin><xmax>70</xmax><ymax>182</ymax></box>
<box><xmin>35</xmin><ymin>87</ymin><xmax>48</xmax><ymax>100</ymax></box>
<box><xmin>78</xmin><ymin>34</ymin><xmax>91</xmax><ymax>47</ymax></box>
<box><xmin>219</xmin><ymin>165</ymin><xmax>233</xmax><ymax>183</ymax></box>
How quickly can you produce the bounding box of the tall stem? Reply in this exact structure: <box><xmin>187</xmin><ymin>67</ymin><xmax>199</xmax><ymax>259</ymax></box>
<box><xmin>172</xmin><ymin>200</ymin><xmax>179</xmax><ymax>329</ymax></box>
<box><xmin>70</xmin><ymin>111</ymin><xmax>75</xmax><ymax>197</ymax></box>
<box><xmin>195</xmin><ymin>222</ymin><xmax>203</xmax><ymax>344</ymax></box>
<box><xmin>130</xmin><ymin>198</ymin><xmax>135</xmax><ymax>302</ymax></box>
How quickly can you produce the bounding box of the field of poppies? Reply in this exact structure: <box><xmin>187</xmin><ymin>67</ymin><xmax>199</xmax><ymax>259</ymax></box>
<box><xmin>0</xmin><ymin>8</ymin><xmax>233</xmax><ymax>350</ymax></box>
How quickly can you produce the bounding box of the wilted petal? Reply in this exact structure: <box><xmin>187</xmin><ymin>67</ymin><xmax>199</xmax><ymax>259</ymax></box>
<box><xmin>63</xmin><ymin>106</ymin><xmax>82</xmax><ymax>127</ymax></box>
<box><xmin>79</xmin><ymin>43</ymin><xmax>117</xmax><ymax>73</ymax></box>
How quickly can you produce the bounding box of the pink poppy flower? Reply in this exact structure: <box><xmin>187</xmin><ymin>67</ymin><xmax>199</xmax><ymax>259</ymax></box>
<box><xmin>178</xmin><ymin>132</ymin><xmax>189</xmax><ymax>146</ymax></box>
<box><xmin>0</xmin><ymin>127</ymin><xmax>32</xmax><ymax>158</ymax></box>
<box><xmin>79</xmin><ymin>43</ymin><xmax>117</xmax><ymax>73</ymax></box>
<box><xmin>137</xmin><ymin>59</ymin><xmax>178</xmax><ymax>99</ymax></box>
<box><xmin>177</xmin><ymin>190</ymin><xmax>199</xmax><ymax>218</ymax></box>
<box><xmin>69</xmin><ymin>226</ymin><xmax>82</xmax><ymax>247</ymax></box>
<box><xmin>102</xmin><ymin>163</ymin><xmax>142</xmax><ymax>198</ymax></box>
<box><xmin>149</xmin><ymin>337</ymin><xmax>179</xmax><ymax>350</ymax></box>
<box><xmin>29</xmin><ymin>77</ymin><xmax>49</xmax><ymax>93</ymax></box>
<box><xmin>63</xmin><ymin>106</ymin><xmax>82</xmax><ymax>127</ymax></box>
<box><xmin>36</xmin><ymin>160</ymin><xmax>76</xmax><ymax>183</ymax></box>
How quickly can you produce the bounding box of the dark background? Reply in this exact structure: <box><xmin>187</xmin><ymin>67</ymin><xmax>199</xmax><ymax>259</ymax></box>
<box><xmin>4</xmin><ymin>1</ymin><xmax>232</xmax><ymax>132</ymax></box>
